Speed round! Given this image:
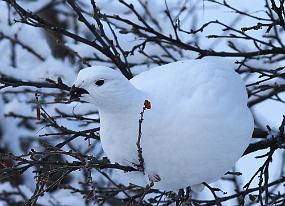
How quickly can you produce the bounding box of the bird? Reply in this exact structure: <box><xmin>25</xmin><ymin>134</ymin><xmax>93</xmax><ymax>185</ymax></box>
<box><xmin>70</xmin><ymin>59</ymin><xmax>254</xmax><ymax>192</ymax></box>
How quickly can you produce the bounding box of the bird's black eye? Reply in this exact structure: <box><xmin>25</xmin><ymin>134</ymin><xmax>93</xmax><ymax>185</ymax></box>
<box><xmin>95</xmin><ymin>80</ymin><xmax>105</xmax><ymax>86</ymax></box>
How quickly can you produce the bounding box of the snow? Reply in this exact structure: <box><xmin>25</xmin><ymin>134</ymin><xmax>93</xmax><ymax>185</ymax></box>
<box><xmin>0</xmin><ymin>0</ymin><xmax>284</xmax><ymax>205</ymax></box>
<box><xmin>72</xmin><ymin>59</ymin><xmax>254</xmax><ymax>191</ymax></box>
<box><xmin>0</xmin><ymin>181</ymin><xmax>86</xmax><ymax>206</ymax></box>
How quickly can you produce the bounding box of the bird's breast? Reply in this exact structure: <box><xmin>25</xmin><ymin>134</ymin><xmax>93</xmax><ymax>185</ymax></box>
<box><xmin>99</xmin><ymin>110</ymin><xmax>146</xmax><ymax>165</ymax></box>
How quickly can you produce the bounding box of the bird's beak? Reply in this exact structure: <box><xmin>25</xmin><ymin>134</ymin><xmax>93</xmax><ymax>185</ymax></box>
<box><xmin>69</xmin><ymin>85</ymin><xmax>89</xmax><ymax>102</ymax></box>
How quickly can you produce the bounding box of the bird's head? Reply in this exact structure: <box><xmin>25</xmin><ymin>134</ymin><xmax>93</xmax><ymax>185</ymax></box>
<box><xmin>70</xmin><ymin>66</ymin><xmax>135</xmax><ymax>110</ymax></box>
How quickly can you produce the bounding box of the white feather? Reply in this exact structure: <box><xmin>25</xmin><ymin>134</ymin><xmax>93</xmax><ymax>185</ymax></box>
<box><xmin>73</xmin><ymin>59</ymin><xmax>254</xmax><ymax>191</ymax></box>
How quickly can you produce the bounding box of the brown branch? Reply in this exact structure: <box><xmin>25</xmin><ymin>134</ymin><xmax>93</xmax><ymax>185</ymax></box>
<box><xmin>0</xmin><ymin>75</ymin><xmax>70</xmax><ymax>91</ymax></box>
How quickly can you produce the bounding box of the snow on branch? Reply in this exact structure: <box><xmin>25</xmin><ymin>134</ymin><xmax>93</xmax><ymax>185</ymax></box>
<box><xmin>0</xmin><ymin>0</ymin><xmax>285</xmax><ymax>205</ymax></box>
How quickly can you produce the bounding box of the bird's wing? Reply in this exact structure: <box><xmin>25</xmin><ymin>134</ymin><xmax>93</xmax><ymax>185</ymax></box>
<box><xmin>129</xmin><ymin>59</ymin><xmax>253</xmax><ymax>189</ymax></box>
<box><xmin>130</xmin><ymin>59</ymin><xmax>248</xmax><ymax>112</ymax></box>
<box><xmin>130</xmin><ymin>59</ymin><xmax>251</xmax><ymax>149</ymax></box>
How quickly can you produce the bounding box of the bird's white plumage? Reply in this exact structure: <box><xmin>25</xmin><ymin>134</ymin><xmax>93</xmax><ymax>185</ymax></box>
<box><xmin>73</xmin><ymin>59</ymin><xmax>254</xmax><ymax>191</ymax></box>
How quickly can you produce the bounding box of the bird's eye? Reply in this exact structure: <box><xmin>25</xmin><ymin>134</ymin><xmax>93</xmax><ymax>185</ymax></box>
<box><xmin>95</xmin><ymin>80</ymin><xmax>105</xmax><ymax>86</ymax></box>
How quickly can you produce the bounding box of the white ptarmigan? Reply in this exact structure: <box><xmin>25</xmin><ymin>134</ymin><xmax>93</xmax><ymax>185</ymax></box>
<box><xmin>70</xmin><ymin>59</ymin><xmax>254</xmax><ymax>191</ymax></box>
